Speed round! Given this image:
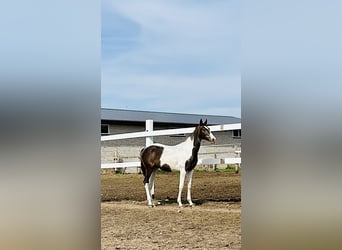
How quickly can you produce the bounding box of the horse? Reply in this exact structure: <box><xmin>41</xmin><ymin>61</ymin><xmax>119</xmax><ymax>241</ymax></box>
<box><xmin>140</xmin><ymin>119</ymin><xmax>216</xmax><ymax>207</ymax></box>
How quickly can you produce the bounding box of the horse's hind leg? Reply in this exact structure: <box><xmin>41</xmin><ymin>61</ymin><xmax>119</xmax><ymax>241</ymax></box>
<box><xmin>143</xmin><ymin>164</ymin><xmax>154</xmax><ymax>207</ymax></box>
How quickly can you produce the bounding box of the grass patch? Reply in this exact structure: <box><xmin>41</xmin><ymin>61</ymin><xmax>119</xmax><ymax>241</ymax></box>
<box><xmin>195</xmin><ymin>165</ymin><xmax>237</xmax><ymax>173</ymax></box>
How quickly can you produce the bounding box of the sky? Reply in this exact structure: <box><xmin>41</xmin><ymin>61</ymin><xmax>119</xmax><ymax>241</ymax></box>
<box><xmin>102</xmin><ymin>0</ymin><xmax>240</xmax><ymax>118</ymax></box>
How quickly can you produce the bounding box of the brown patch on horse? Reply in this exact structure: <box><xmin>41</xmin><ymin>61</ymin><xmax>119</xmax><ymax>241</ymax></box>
<box><xmin>160</xmin><ymin>164</ymin><xmax>171</xmax><ymax>172</ymax></box>
<box><xmin>140</xmin><ymin>145</ymin><xmax>163</xmax><ymax>167</ymax></box>
<box><xmin>140</xmin><ymin>145</ymin><xmax>165</xmax><ymax>184</ymax></box>
<box><xmin>185</xmin><ymin>147</ymin><xmax>199</xmax><ymax>172</ymax></box>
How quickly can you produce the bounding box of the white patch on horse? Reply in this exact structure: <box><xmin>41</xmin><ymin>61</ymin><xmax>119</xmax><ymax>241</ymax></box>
<box><xmin>154</xmin><ymin>138</ymin><xmax>193</xmax><ymax>171</ymax></box>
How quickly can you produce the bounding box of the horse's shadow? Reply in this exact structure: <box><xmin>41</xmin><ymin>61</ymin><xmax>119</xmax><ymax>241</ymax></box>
<box><xmin>156</xmin><ymin>198</ymin><xmax>205</xmax><ymax>206</ymax></box>
<box><xmin>156</xmin><ymin>197</ymin><xmax>241</xmax><ymax>206</ymax></box>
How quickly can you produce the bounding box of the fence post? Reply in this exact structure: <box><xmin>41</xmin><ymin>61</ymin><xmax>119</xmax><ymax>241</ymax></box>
<box><xmin>145</xmin><ymin>119</ymin><xmax>154</xmax><ymax>147</ymax></box>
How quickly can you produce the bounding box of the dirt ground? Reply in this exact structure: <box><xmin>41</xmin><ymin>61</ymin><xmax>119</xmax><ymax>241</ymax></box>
<box><xmin>101</xmin><ymin>171</ymin><xmax>241</xmax><ymax>249</ymax></box>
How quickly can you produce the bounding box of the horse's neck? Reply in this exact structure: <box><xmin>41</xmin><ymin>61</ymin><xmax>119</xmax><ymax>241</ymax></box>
<box><xmin>179</xmin><ymin>136</ymin><xmax>194</xmax><ymax>151</ymax></box>
<box><xmin>187</xmin><ymin>134</ymin><xmax>201</xmax><ymax>155</ymax></box>
<box><xmin>183</xmin><ymin>134</ymin><xmax>201</xmax><ymax>171</ymax></box>
<box><xmin>175</xmin><ymin>136</ymin><xmax>198</xmax><ymax>150</ymax></box>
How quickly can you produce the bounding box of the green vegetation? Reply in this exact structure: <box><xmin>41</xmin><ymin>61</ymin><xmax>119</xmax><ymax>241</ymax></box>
<box><xmin>102</xmin><ymin>165</ymin><xmax>238</xmax><ymax>175</ymax></box>
<box><xmin>155</xmin><ymin>165</ymin><xmax>237</xmax><ymax>174</ymax></box>
<box><xmin>195</xmin><ymin>165</ymin><xmax>237</xmax><ymax>173</ymax></box>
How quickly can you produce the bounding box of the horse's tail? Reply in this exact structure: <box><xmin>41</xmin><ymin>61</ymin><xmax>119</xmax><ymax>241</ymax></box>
<box><xmin>139</xmin><ymin>147</ymin><xmax>145</xmax><ymax>157</ymax></box>
<box><xmin>139</xmin><ymin>147</ymin><xmax>146</xmax><ymax>177</ymax></box>
<box><xmin>140</xmin><ymin>159</ymin><xmax>146</xmax><ymax>175</ymax></box>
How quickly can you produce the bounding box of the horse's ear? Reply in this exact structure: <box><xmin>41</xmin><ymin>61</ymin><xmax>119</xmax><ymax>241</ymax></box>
<box><xmin>204</xmin><ymin>119</ymin><xmax>208</xmax><ymax>125</ymax></box>
<box><xmin>200</xmin><ymin>119</ymin><xmax>203</xmax><ymax>125</ymax></box>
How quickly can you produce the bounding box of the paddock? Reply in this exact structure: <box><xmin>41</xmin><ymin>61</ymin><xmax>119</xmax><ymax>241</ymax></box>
<box><xmin>101</xmin><ymin>171</ymin><xmax>241</xmax><ymax>249</ymax></box>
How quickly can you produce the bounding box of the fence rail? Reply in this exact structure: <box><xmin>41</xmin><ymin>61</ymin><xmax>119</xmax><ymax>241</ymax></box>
<box><xmin>101</xmin><ymin>123</ymin><xmax>241</xmax><ymax>141</ymax></box>
<box><xmin>101</xmin><ymin>157</ymin><xmax>241</xmax><ymax>169</ymax></box>
<box><xmin>101</xmin><ymin>120</ymin><xmax>241</xmax><ymax>170</ymax></box>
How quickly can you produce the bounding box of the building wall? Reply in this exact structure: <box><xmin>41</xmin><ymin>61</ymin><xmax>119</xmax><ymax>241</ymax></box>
<box><xmin>101</xmin><ymin>123</ymin><xmax>241</xmax><ymax>165</ymax></box>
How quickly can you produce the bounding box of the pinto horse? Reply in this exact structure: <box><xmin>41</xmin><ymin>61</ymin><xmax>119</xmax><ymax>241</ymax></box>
<box><xmin>140</xmin><ymin>119</ymin><xmax>216</xmax><ymax>207</ymax></box>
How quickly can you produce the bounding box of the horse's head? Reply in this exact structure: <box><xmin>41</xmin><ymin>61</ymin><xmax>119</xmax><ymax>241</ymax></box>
<box><xmin>196</xmin><ymin>119</ymin><xmax>216</xmax><ymax>144</ymax></box>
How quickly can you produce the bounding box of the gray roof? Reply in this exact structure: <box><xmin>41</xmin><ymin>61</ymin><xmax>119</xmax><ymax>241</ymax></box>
<box><xmin>101</xmin><ymin>108</ymin><xmax>240</xmax><ymax>125</ymax></box>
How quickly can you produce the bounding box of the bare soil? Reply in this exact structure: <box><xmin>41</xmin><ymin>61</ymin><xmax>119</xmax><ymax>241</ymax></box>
<box><xmin>101</xmin><ymin>171</ymin><xmax>241</xmax><ymax>249</ymax></box>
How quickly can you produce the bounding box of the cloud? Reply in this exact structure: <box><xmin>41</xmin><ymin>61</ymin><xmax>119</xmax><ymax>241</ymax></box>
<box><xmin>103</xmin><ymin>0</ymin><xmax>239</xmax><ymax>70</ymax></box>
<box><xmin>102</xmin><ymin>0</ymin><xmax>240</xmax><ymax>117</ymax></box>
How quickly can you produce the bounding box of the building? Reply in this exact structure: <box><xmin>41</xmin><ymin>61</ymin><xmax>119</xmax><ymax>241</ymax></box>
<box><xmin>101</xmin><ymin>108</ymin><xmax>241</xmax><ymax>172</ymax></box>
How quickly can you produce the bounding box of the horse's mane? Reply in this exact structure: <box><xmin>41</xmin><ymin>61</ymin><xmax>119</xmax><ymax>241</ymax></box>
<box><xmin>191</xmin><ymin>125</ymin><xmax>201</xmax><ymax>146</ymax></box>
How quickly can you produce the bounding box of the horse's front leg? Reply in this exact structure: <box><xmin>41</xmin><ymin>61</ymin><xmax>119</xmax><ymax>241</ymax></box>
<box><xmin>186</xmin><ymin>170</ymin><xmax>194</xmax><ymax>207</ymax></box>
<box><xmin>149</xmin><ymin>170</ymin><xmax>156</xmax><ymax>202</ymax></box>
<box><xmin>177</xmin><ymin>169</ymin><xmax>186</xmax><ymax>207</ymax></box>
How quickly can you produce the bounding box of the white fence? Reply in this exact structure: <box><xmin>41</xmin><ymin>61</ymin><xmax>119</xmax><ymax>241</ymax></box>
<box><xmin>101</xmin><ymin>120</ymin><xmax>241</xmax><ymax>170</ymax></box>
